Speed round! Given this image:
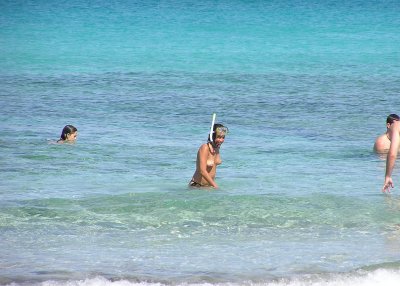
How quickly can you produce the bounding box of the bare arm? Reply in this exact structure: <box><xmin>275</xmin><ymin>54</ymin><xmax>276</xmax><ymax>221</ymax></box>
<box><xmin>382</xmin><ymin>121</ymin><xmax>400</xmax><ymax>193</ymax></box>
<box><xmin>198</xmin><ymin>144</ymin><xmax>218</xmax><ymax>188</ymax></box>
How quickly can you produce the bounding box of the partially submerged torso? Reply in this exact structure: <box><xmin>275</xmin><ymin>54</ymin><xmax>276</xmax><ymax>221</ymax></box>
<box><xmin>374</xmin><ymin>133</ymin><xmax>400</xmax><ymax>154</ymax></box>
<box><xmin>191</xmin><ymin>143</ymin><xmax>221</xmax><ymax>186</ymax></box>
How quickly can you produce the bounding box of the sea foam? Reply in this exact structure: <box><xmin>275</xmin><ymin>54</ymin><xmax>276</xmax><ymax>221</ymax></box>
<box><xmin>8</xmin><ymin>269</ymin><xmax>400</xmax><ymax>286</ymax></box>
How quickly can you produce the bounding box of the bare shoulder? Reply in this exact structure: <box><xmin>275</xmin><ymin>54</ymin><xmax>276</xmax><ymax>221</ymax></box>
<box><xmin>374</xmin><ymin>134</ymin><xmax>386</xmax><ymax>144</ymax></box>
<box><xmin>199</xmin><ymin>143</ymin><xmax>209</xmax><ymax>153</ymax></box>
<box><xmin>199</xmin><ymin>143</ymin><xmax>208</xmax><ymax>153</ymax></box>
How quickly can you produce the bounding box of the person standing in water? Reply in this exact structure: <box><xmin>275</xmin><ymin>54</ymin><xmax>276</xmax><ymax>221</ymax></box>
<box><xmin>189</xmin><ymin>123</ymin><xmax>228</xmax><ymax>189</ymax></box>
<box><xmin>374</xmin><ymin>114</ymin><xmax>399</xmax><ymax>153</ymax></box>
<box><xmin>57</xmin><ymin>125</ymin><xmax>78</xmax><ymax>143</ymax></box>
<box><xmin>382</xmin><ymin>118</ymin><xmax>400</xmax><ymax>193</ymax></box>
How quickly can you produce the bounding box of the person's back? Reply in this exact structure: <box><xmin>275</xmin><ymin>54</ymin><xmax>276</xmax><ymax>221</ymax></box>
<box><xmin>374</xmin><ymin>114</ymin><xmax>399</xmax><ymax>153</ymax></box>
<box><xmin>374</xmin><ymin>133</ymin><xmax>391</xmax><ymax>153</ymax></box>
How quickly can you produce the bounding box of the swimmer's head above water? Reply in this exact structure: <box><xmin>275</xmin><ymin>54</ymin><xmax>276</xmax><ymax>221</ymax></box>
<box><xmin>208</xmin><ymin>123</ymin><xmax>228</xmax><ymax>148</ymax></box>
<box><xmin>58</xmin><ymin>125</ymin><xmax>78</xmax><ymax>143</ymax></box>
<box><xmin>386</xmin><ymin>114</ymin><xmax>400</xmax><ymax>127</ymax></box>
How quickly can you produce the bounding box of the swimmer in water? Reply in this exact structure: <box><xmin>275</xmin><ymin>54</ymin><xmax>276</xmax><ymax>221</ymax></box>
<box><xmin>189</xmin><ymin>120</ymin><xmax>228</xmax><ymax>189</ymax></box>
<box><xmin>374</xmin><ymin>114</ymin><xmax>399</xmax><ymax>153</ymax></box>
<box><xmin>57</xmin><ymin>125</ymin><xmax>78</xmax><ymax>143</ymax></box>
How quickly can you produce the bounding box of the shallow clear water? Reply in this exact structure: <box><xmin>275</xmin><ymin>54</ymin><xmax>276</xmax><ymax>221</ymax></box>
<box><xmin>1</xmin><ymin>0</ymin><xmax>400</xmax><ymax>285</ymax></box>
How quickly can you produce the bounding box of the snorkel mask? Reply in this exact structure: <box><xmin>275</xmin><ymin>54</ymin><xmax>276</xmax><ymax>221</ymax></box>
<box><xmin>208</xmin><ymin>113</ymin><xmax>228</xmax><ymax>147</ymax></box>
<box><xmin>215</xmin><ymin>126</ymin><xmax>228</xmax><ymax>137</ymax></box>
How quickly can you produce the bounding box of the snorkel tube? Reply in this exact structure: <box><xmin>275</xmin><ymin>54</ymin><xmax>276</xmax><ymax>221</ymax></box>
<box><xmin>209</xmin><ymin>113</ymin><xmax>216</xmax><ymax>144</ymax></box>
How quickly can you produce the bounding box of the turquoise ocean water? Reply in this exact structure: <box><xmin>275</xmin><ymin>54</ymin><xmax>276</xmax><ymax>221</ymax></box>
<box><xmin>1</xmin><ymin>0</ymin><xmax>400</xmax><ymax>285</ymax></box>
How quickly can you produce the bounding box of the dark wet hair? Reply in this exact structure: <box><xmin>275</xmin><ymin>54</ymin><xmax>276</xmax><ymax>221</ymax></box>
<box><xmin>60</xmin><ymin>125</ymin><xmax>77</xmax><ymax>140</ymax></box>
<box><xmin>208</xmin><ymin>123</ymin><xmax>228</xmax><ymax>142</ymax></box>
<box><xmin>386</xmin><ymin>114</ymin><xmax>400</xmax><ymax>124</ymax></box>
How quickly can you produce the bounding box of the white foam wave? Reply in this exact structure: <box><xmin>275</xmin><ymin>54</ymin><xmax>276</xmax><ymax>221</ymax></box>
<box><xmin>6</xmin><ymin>269</ymin><xmax>400</xmax><ymax>286</ymax></box>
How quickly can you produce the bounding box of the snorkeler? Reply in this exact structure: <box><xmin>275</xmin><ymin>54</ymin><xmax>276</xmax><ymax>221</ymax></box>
<box><xmin>374</xmin><ymin>114</ymin><xmax>399</xmax><ymax>153</ymax></box>
<box><xmin>189</xmin><ymin>114</ymin><xmax>228</xmax><ymax>189</ymax></box>
<box><xmin>57</xmin><ymin>125</ymin><xmax>78</xmax><ymax>143</ymax></box>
